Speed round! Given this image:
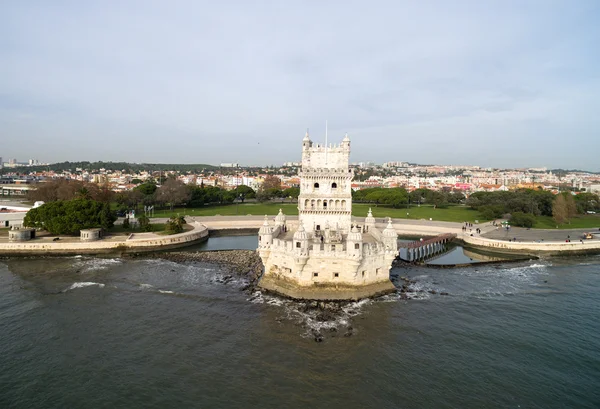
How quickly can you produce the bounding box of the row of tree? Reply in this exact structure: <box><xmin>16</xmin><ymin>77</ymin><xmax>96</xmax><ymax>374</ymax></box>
<box><xmin>27</xmin><ymin>178</ymin><xmax>262</xmax><ymax>212</ymax></box>
<box><xmin>352</xmin><ymin>187</ymin><xmax>465</xmax><ymax>208</ymax></box>
<box><xmin>2</xmin><ymin>161</ymin><xmax>218</xmax><ymax>175</ymax></box>
<box><xmin>467</xmin><ymin>189</ymin><xmax>599</xmax><ymax>220</ymax></box>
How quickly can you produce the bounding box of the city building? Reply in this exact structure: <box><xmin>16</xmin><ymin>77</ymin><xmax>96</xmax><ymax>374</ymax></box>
<box><xmin>257</xmin><ymin>131</ymin><xmax>398</xmax><ymax>300</ymax></box>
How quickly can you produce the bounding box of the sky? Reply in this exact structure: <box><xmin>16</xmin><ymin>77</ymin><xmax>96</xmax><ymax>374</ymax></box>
<box><xmin>1</xmin><ymin>0</ymin><xmax>600</xmax><ymax>170</ymax></box>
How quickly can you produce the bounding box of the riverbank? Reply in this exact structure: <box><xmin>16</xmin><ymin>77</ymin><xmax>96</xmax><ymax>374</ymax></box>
<box><xmin>148</xmin><ymin>249</ymin><xmax>263</xmax><ymax>289</ymax></box>
<box><xmin>0</xmin><ymin>222</ymin><xmax>209</xmax><ymax>256</ymax></box>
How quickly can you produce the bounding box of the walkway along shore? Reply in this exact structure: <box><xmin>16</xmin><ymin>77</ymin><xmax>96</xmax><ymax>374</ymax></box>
<box><xmin>191</xmin><ymin>215</ymin><xmax>600</xmax><ymax>256</ymax></box>
<box><xmin>0</xmin><ymin>222</ymin><xmax>209</xmax><ymax>256</ymax></box>
<box><xmin>0</xmin><ymin>215</ymin><xmax>598</xmax><ymax>256</ymax></box>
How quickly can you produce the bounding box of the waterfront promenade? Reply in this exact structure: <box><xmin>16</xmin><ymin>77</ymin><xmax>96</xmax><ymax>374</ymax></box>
<box><xmin>0</xmin><ymin>221</ymin><xmax>209</xmax><ymax>255</ymax></box>
<box><xmin>186</xmin><ymin>215</ymin><xmax>600</xmax><ymax>255</ymax></box>
<box><xmin>1</xmin><ymin>214</ymin><xmax>599</xmax><ymax>256</ymax></box>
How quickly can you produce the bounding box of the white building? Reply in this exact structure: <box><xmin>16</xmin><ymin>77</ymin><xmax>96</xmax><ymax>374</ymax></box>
<box><xmin>257</xmin><ymin>131</ymin><xmax>398</xmax><ymax>300</ymax></box>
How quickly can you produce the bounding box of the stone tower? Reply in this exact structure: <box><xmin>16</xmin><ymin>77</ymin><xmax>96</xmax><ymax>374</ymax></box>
<box><xmin>257</xmin><ymin>130</ymin><xmax>398</xmax><ymax>300</ymax></box>
<box><xmin>298</xmin><ymin>131</ymin><xmax>353</xmax><ymax>235</ymax></box>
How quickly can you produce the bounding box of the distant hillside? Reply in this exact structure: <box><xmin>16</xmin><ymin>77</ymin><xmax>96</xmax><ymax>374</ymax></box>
<box><xmin>1</xmin><ymin>161</ymin><xmax>219</xmax><ymax>174</ymax></box>
<box><xmin>550</xmin><ymin>168</ymin><xmax>600</xmax><ymax>175</ymax></box>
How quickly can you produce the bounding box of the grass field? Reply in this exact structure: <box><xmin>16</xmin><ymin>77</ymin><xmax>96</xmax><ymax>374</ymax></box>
<box><xmin>146</xmin><ymin>202</ymin><xmax>600</xmax><ymax>229</ymax></box>
<box><xmin>108</xmin><ymin>223</ymin><xmax>168</xmax><ymax>234</ymax></box>
<box><xmin>148</xmin><ymin>203</ymin><xmax>487</xmax><ymax>223</ymax></box>
<box><xmin>533</xmin><ymin>215</ymin><xmax>600</xmax><ymax>229</ymax></box>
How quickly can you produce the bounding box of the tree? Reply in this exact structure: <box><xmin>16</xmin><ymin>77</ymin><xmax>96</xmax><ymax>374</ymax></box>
<box><xmin>23</xmin><ymin>198</ymin><xmax>117</xmax><ymax>235</ymax></box>
<box><xmin>138</xmin><ymin>214</ymin><xmax>152</xmax><ymax>232</ymax></box>
<box><xmin>510</xmin><ymin>211</ymin><xmax>536</xmax><ymax>228</ymax></box>
<box><xmin>155</xmin><ymin>179</ymin><xmax>191</xmax><ymax>211</ymax></box>
<box><xmin>553</xmin><ymin>194</ymin><xmax>568</xmax><ymax>225</ymax></box>
<box><xmin>261</xmin><ymin>175</ymin><xmax>281</xmax><ymax>191</ymax></box>
<box><xmin>233</xmin><ymin>185</ymin><xmax>256</xmax><ymax>202</ymax></box>
<box><xmin>565</xmin><ymin>194</ymin><xmax>577</xmax><ymax>220</ymax></box>
<box><xmin>134</xmin><ymin>182</ymin><xmax>158</xmax><ymax>196</ymax></box>
<box><xmin>282</xmin><ymin>187</ymin><xmax>300</xmax><ymax>200</ymax></box>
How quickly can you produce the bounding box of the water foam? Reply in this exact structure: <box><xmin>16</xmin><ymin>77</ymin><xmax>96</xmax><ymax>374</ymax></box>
<box><xmin>64</xmin><ymin>282</ymin><xmax>105</xmax><ymax>291</ymax></box>
<box><xmin>248</xmin><ymin>291</ymin><xmax>369</xmax><ymax>339</ymax></box>
<box><xmin>158</xmin><ymin>290</ymin><xmax>175</xmax><ymax>294</ymax></box>
<box><xmin>75</xmin><ymin>258</ymin><xmax>122</xmax><ymax>272</ymax></box>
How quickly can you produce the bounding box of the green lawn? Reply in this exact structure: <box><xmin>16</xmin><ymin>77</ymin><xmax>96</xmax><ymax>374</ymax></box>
<box><xmin>353</xmin><ymin>204</ymin><xmax>485</xmax><ymax>223</ymax></box>
<box><xmin>533</xmin><ymin>215</ymin><xmax>600</xmax><ymax>229</ymax></box>
<box><xmin>144</xmin><ymin>202</ymin><xmax>600</xmax><ymax>229</ymax></box>
<box><xmin>147</xmin><ymin>203</ymin><xmax>486</xmax><ymax>223</ymax></box>
<box><xmin>108</xmin><ymin>223</ymin><xmax>167</xmax><ymax>234</ymax></box>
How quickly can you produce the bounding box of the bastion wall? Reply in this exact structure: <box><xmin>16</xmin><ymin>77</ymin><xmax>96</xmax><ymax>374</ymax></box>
<box><xmin>0</xmin><ymin>222</ymin><xmax>209</xmax><ymax>256</ymax></box>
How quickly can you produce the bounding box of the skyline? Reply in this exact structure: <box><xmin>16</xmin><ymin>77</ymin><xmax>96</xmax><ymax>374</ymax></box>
<box><xmin>2</xmin><ymin>1</ymin><xmax>600</xmax><ymax>170</ymax></box>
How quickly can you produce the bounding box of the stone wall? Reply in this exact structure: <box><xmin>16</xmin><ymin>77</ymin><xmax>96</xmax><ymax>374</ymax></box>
<box><xmin>462</xmin><ymin>234</ymin><xmax>600</xmax><ymax>255</ymax></box>
<box><xmin>0</xmin><ymin>222</ymin><xmax>209</xmax><ymax>256</ymax></box>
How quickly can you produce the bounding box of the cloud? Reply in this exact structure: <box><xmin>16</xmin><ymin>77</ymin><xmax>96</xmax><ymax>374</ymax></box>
<box><xmin>1</xmin><ymin>0</ymin><xmax>599</xmax><ymax>170</ymax></box>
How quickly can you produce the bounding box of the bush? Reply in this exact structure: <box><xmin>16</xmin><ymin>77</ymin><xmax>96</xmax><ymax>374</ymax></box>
<box><xmin>510</xmin><ymin>212</ymin><xmax>536</xmax><ymax>228</ymax></box>
<box><xmin>479</xmin><ymin>205</ymin><xmax>504</xmax><ymax>220</ymax></box>
<box><xmin>138</xmin><ymin>215</ymin><xmax>153</xmax><ymax>232</ymax></box>
<box><xmin>165</xmin><ymin>216</ymin><xmax>185</xmax><ymax>234</ymax></box>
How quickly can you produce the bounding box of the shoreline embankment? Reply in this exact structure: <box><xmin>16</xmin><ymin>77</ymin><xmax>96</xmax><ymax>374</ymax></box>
<box><xmin>0</xmin><ymin>222</ymin><xmax>209</xmax><ymax>257</ymax></box>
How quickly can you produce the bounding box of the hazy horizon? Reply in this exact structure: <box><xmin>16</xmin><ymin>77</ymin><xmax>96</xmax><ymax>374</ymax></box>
<box><xmin>2</xmin><ymin>1</ymin><xmax>599</xmax><ymax>170</ymax></box>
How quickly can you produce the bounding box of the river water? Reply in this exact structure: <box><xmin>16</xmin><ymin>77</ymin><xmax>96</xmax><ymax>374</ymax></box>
<box><xmin>1</xmin><ymin>237</ymin><xmax>599</xmax><ymax>408</ymax></box>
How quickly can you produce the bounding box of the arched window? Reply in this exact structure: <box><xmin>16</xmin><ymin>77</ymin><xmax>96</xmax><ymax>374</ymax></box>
<box><xmin>314</xmin><ymin>182</ymin><xmax>319</xmax><ymax>189</ymax></box>
<box><xmin>332</xmin><ymin>182</ymin><xmax>337</xmax><ymax>189</ymax></box>
<box><xmin>323</xmin><ymin>201</ymin><xmax>327</xmax><ymax>208</ymax></box>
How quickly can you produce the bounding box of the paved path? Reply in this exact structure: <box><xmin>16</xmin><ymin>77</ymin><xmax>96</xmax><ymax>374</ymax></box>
<box><xmin>482</xmin><ymin>226</ymin><xmax>600</xmax><ymax>242</ymax></box>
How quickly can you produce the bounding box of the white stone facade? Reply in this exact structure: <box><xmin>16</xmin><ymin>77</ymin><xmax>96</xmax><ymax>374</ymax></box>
<box><xmin>257</xmin><ymin>131</ymin><xmax>398</xmax><ymax>300</ymax></box>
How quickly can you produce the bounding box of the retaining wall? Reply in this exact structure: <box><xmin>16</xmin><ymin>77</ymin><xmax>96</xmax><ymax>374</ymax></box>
<box><xmin>461</xmin><ymin>234</ymin><xmax>600</xmax><ymax>255</ymax></box>
<box><xmin>0</xmin><ymin>222</ymin><xmax>209</xmax><ymax>256</ymax></box>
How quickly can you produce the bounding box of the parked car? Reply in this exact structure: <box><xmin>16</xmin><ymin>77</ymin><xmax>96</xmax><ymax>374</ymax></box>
<box><xmin>587</xmin><ymin>211</ymin><xmax>596</xmax><ymax>214</ymax></box>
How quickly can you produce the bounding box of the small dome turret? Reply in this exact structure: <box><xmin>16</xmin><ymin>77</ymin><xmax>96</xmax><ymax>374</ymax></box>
<box><xmin>383</xmin><ymin>218</ymin><xmax>397</xmax><ymax>238</ymax></box>
<box><xmin>347</xmin><ymin>225</ymin><xmax>363</xmax><ymax>242</ymax></box>
<box><xmin>365</xmin><ymin>208</ymin><xmax>376</xmax><ymax>225</ymax></box>
<box><xmin>342</xmin><ymin>132</ymin><xmax>350</xmax><ymax>142</ymax></box>
<box><xmin>275</xmin><ymin>208</ymin><xmax>286</xmax><ymax>225</ymax></box>
<box><xmin>259</xmin><ymin>215</ymin><xmax>272</xmax><ymax>235</ymax></box>
<box><xmin>293</xmin><ymin>221</ymin><xmax>309</xmax><ymax>241</ymax></box>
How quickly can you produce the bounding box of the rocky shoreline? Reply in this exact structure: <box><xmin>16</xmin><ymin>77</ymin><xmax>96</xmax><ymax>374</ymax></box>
<box><xmin>147</xmin><ymin>249</ymin><xmax>264</xmax><ymax>289</ymax></box>
<box><xmin>143</xmin><ymin>249</ymin><xmax>450</xmax><ymax>341</ymax></box>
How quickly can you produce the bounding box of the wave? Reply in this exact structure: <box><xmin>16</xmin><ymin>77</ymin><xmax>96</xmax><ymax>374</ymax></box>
<box><xmin>248</xmin><ymin>291</ymin><xmax>372</xmax><ymax>339</ymax></box>
<box><xmin>64</xmin><ymin>282</ymin><xmax>105</xmax><ymax>292</ymax></box>
<box><xmin>158</xmin><ymin>290</ymin><xmax>175</xmax><ymax>294</ymax></box>
<box><xmin>75</xmin><ymin>258</ymin><xmax>122</xmax><ymax>272</ymax></box>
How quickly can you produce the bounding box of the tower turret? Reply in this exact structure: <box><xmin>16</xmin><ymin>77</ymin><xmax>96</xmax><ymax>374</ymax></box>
<box><xmin>382</xmin><ymin>218</ymin><xmax>398</xmax><ymax>252</ymax></box>
<box><xmin>302</xmin><ymin>130</ymin><xmax>312</xmax><ymax>150</ymax></box>
<box><xmin>341</xmin><ymin>132</ymin><xmax>350</xmax><ymax>150</ymax></box>
<box><xmin>293</xmin><ymin>221</ymin><xmax>310</xmax><ymax>255</ymax></box>
<box><xmin>274</xmin><ymin>208</ymin><xmax>286</xmax><ymax>229</ymax></box>
<box><xmin>365</xmin><ymin>208</ymin><xmax>376</xmax><ymax>230</ymax></box>
<box><xmin>346</xmin><ymin>225</ymin><xmax>363</xmax><ymax>258</ymax></box>
<box><xmin>258</xmin><ymin>215</ymin><xmax>273</xmax><ymax>247</ymax></box>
